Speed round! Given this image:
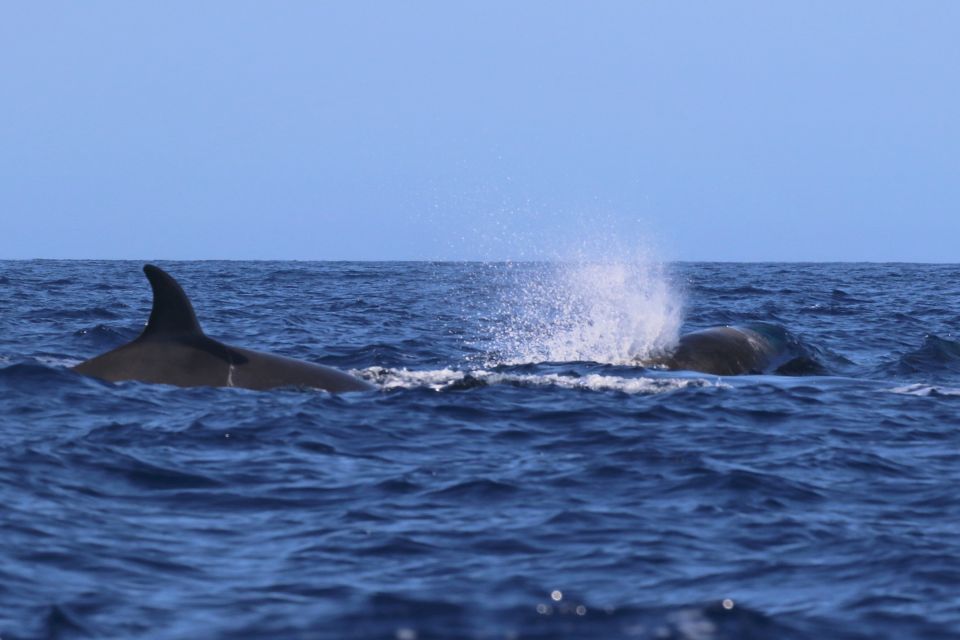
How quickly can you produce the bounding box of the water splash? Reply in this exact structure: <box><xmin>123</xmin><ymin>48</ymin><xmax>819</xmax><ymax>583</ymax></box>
<box><xmin>480</xmin><ymin>249</ymin><xmax>684</xmax><ymax>366</ymax></box>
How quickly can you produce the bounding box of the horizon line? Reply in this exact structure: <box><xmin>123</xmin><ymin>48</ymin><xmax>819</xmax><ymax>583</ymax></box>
<box><xmin>1</xmin><ymin>257</ymin><xmax>957</xmax><ymax>265</ymax></box>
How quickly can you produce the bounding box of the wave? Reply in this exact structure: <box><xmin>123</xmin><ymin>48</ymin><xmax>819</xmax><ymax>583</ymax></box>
<box><xmin>889</xmin><ymin>383</ymin><xmax>960</xmax><ymax>397</ymax></box>
<box><xmin>0</xmin><ymin>362</ymin><xmax>81</xmax><ymax>386</ymax></box>
<box><xmin>27</xmin><ymin>307</ymin><xmax>123</xmax><ymax>321</ymax></box>
<box><xmin>692</xmin><ymin>284</ymin><xmax>773</xmax><ymax>295</ymax></box>
<box><xmin>884</xmin><ymin>334</ymin><xmax>960</xmax><ymax>377</ymax></box>
<box><xmin>72</xmin><ymin>323</ymin><xmax>134</xmax><ymax>351</ymax></box>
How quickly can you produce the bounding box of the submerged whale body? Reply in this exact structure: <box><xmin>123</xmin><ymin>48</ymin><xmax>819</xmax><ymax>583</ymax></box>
<box><xmin>72</xmin><ymin>265</ymin><xmax>374</xmax><ymax>392</ymax></box>
<box><xmin>645</xmin><ymin>323</ymin><xmax>818</xmax><ymax>376</ymax></box>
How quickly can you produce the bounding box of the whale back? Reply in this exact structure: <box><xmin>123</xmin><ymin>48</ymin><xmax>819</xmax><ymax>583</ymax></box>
<box><xmin>649</xmin><ymin>323</ymin><xmax>802</xmax><ymax>375</ymax></box>
<box><xmin>72</xmin><ymin>265</ymin><xmax>373</xmax><ymax>392</ymax></box>
<box><xmin>669</xmin><ymin>326</ymin><xmax>770</xmax><ymax>375</ymax></box>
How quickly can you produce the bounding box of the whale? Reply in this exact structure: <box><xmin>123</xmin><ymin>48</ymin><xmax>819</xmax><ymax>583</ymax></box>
<box><xmin>643</xmin><ymin>323</ymin><xmax>817</xmax><ymax>376</ymax></box>
<box><xmin>72</xmin><ymin>265</ymin><xmax>374</xmax><ymax>392</ymax></box>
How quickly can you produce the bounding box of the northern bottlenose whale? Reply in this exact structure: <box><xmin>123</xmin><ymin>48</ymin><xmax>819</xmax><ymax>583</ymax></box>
<box><xmin>643</xmin><ymin>323</ymin><xmax>817</xmax><ymax>376</ymax></box>
<box><xmin>72</xmin><ymin>265</ymin><xmax>374</xmax><ymax>392</ymax></box>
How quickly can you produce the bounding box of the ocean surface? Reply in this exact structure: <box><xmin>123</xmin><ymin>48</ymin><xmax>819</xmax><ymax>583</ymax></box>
<box><xmin>2</xmin><ymin>260</ymin><xmax>959</xmax><ymax>640</ymax></box>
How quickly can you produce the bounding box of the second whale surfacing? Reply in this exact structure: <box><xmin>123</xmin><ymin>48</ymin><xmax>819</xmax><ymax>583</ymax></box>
<box><xmin>72</xmin><ymin>265</ymin><xmax>374</xmax><ymax>392</ymax></box>
<box><xmin>642</xmin><ymin>323</ymin><xmax>819</xmax><ymax>376</ymax></box>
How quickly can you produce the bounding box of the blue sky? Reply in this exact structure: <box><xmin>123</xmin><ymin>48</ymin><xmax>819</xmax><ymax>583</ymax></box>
<box><xmin>1</xmin><ymin>2</ymin><xmax>957</xmax><ymax>261</ymax></box>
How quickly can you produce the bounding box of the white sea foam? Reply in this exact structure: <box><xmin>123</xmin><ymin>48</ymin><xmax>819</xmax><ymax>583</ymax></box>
<box><xmin>359</xmin><ymin>367</ymin><xmax>469</xmax><ymax>391</ymax></box>
<box><xmin>356</xmin><ymin>367</ymin><xmax>725</xmax><ymax>395</ymax></box>
<box><xmin>35</xmin><ymin>356</ymin><xmax>83</xmax><ymax>368</ymax></box>
<box><xmin>480</xmin><ymin>371</ymin><xmax>722</xmax><ymax>394</ymax></box>
<box><xmin>890</xmin><ymin>383</ymin><xmax>960</xmax><ymax>397</ymax></box>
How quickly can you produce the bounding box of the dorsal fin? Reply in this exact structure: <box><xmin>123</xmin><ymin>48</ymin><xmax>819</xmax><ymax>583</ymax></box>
<box><xmin>140</xmin><ymin>264</ymin><xmax>204</xmax><ymax>338</ymax></box>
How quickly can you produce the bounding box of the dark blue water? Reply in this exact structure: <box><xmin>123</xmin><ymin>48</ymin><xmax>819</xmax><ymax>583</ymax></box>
<box><xmin>2</xmin><ymin>260</ymin><xmax>959</xmax><ymax>639</ymax></box>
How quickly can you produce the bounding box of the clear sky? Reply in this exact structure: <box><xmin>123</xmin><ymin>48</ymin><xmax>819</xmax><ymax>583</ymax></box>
<box><xmin>1</xmin><ymin>2</ymin><xmax>958</xmax><ymax>261</ymax></box>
